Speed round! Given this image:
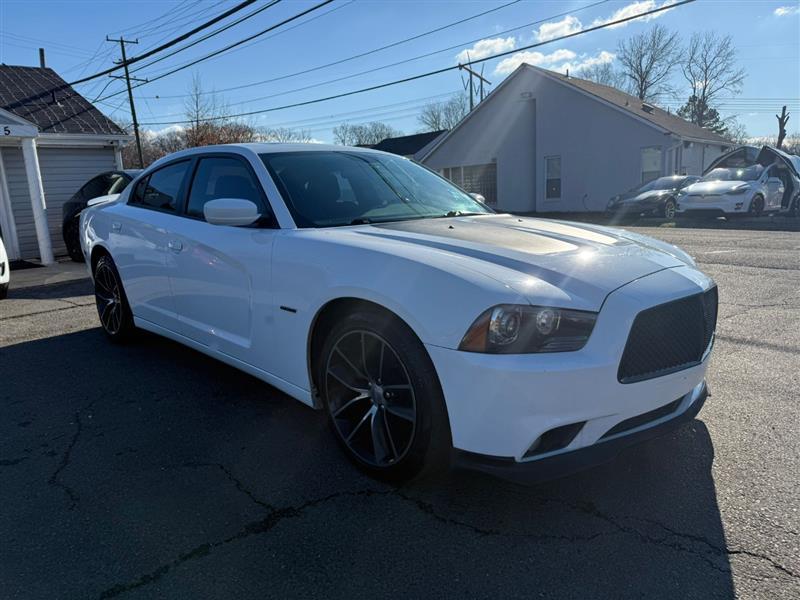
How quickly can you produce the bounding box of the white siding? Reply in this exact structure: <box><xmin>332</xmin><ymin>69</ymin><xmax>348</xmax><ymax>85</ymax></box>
<box><xmin>2</xmin><ymin>145</ymin><xmax>116</xmax><ymax>260</ymax></box>
<box><xmin>424</xmin><ymin>68</ymin><xmax>705</xmax><ymax>212</ymax></box>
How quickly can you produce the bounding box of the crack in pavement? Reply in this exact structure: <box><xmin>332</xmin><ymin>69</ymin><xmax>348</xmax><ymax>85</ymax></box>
<box><xmin>97</xmin><ymin>463</ymin><xmax>797</xmax><ymax>599</ymax></box>
<box><xmin>47</xmin><ymin>400</ymin><xmax>95</xmax><ymax>510</ymax></box>
<box><xmin>97</xmin><ymin>486</ymin><xmax>393</xmax><ymax>599</ymax></box>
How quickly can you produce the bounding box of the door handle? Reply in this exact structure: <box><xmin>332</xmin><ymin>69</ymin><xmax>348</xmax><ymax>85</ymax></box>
<box><xmin>111</xmin><ymin>222</ymin><xmax>121</xmax><ymax>232</ymax></box>
<box><xmin>167</xmin><ymin>240</ymin><xmax>183</xmax><ymax>253</ymax></box>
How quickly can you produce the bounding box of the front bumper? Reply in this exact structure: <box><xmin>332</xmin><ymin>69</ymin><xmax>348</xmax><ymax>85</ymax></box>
<box><xmin>454</xmin><ymin>381</ymin><xmax>707</xmax><ymax>484</ymax></box>
<box><xmin>677</xmin><ymin>194</ymin><xmax>749</xmax><ymax>215</ymax></box>
<box><xmin>426</xmin><ymin>266</ymin><xmax>715</xmax><ymax>471</ymax></box>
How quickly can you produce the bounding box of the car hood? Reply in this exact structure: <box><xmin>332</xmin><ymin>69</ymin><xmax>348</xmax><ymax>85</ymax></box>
<box><xmin>683</xmin><ymin>180</ymin><xmax>752</xmax><ymax>195</ymax></box>
<box><xmin>347</xmin><ymin>214</ymin><xmax>692</xmax><ymax>310</ymax></box>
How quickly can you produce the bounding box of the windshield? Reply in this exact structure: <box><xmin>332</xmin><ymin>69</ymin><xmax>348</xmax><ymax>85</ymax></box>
<box><xmin>701</xmin><ymin>166</ymin><xmax>763</xmax><ymax>182</ymax></box>
<box><xmin>638</xmin><ymin>177</ymin><xmax>685</xmax><ymax>192</ymax></box>
<box><xmin>260</xmin><ymin>151</ymin><xmax>493</xmax><ymax>227</ymax></box>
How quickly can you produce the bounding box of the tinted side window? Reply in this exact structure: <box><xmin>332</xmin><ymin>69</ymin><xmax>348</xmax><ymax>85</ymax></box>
<box><xmin>80</xmin><ymin>174</ymin><xmax>112</xmax><ymax>201</ymax></box>
<box><xmin>187</xmin><ymin>156</ymin><xmax>265</xmax><ymax>219</ymax></box>
<box><xmin>134</xmin><ymin>161</ymin><xmax>190</xmax><ymax>212</ymax></box>
<box><xmin>107</xmin><ymin>173</ymin><xmax>130</xmax><ymax>195</ymax></box>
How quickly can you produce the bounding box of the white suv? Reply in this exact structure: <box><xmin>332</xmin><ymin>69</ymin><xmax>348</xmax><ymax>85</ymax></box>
<box><xmin>677</xmin><ymin>164</ymin><xmax>785</xmax><ymax>217</ymax></box>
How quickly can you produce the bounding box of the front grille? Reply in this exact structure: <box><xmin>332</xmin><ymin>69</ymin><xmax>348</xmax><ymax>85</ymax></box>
<box><xmin>618</xmin><ymin>286</ymin><xmax>717</xmax><ymax>384</ymax></box>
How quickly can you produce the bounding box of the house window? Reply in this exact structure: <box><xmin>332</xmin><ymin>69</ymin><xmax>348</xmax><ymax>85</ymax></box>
<box><xmin>461</xmin><ymin>163</ymin><xmax>497</xmax><ymax>206</ymax></box>
<box><xmin>641</xmin><ymin>147</ymin><xmax>662</xmax><ymax>183</ymax></box>
<box><xmin>545</xmin><ymin>156</ymin><xmax>561</xmax><ymax>199</ymax></box>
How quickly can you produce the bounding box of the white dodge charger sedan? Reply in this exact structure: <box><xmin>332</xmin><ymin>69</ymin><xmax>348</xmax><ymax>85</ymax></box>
<box><xmin>80</xmin><ymin>144</ymin><xmax>717</xmax><ymax>482</ymax></box>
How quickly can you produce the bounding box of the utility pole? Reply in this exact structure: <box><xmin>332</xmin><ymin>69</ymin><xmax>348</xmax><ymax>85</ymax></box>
<box><xmin>106</xmin><ymin>36</ymin><xmax>147</xmax><ymax>168</ymax></box>
<box><xmin>458</xmin><ymin>63</ymin><xmax>491</xmax><ymax>112</ymax></box>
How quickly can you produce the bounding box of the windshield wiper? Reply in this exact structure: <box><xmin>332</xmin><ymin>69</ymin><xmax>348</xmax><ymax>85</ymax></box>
<box><xmin>349</xmin><ymin>217</ymin><xmax>372</xmax><ymax>225</ymax></box>
<box><xmin>443</xmin><ymin>210</ymin><xmax>484</xmax><ymax>217</ymax></box>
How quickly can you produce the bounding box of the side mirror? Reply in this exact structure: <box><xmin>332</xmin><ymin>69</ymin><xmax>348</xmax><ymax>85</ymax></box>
<box><xmin>469</xmin><ymin>192</ymin><xmax>486</xmax><ymax>203</ymax></box>
<box><xmin>203</xmin><ymin>198</ymin><xmax>260</xmax><ymax>226</ymax></box>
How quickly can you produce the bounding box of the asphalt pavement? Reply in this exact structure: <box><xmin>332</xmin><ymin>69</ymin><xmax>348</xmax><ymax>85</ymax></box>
<box><xmin>1</xmin><ymin>226</ymin><xmax>798</xmax><ymax>599</ymax></box>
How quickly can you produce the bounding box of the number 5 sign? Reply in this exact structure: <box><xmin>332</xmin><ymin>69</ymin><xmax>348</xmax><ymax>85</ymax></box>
<box><xmin>1</xmin><ymin>123</ymin><xmax>39</xmax><ymax>137</ymax></box>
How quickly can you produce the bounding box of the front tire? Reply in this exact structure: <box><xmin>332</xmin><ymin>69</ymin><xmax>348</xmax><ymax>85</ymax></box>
<box><xmin>317</xmin><ymin>308</ymin><xmax>451</xmax><ymax>481</ymax></box>
<box><xmin>749</xmin><ymin>195</ymin><xmax>764</xmax><ymax>217</ymax></box>
<box><xmin>93</xmin><ymin>255</ymin><xmax>135</xmax><ymax>342</ymax></box>
<box><xmin>663</xmin><ymin>198</ymin><xmax>677</xmax><ymax>219</ymax></box>
<box><xmin>0</xmin><ymin>282</ymin><xmax>7</xmax><ymax>300</ymax></box>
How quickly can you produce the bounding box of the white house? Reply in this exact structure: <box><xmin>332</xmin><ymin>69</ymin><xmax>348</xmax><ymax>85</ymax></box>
<box><xmin>0</xmin><ymin>65</ymin><xmax>130</xmax><ymax>264</ymax></box>
<box><xmin>419</xmin><ymin>64</ymin><xmax>732</xmax><ymax>212</ymax></box>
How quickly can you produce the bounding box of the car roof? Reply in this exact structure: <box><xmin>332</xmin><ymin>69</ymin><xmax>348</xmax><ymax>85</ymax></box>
<box><xmin>144</xmin><ymin>143</ymin><xmax>391</xmax><ymax>172</ymax></box>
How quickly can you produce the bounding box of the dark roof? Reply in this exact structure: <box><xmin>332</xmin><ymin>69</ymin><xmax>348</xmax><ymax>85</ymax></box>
<box><xmin>372</xmin><ymin>130</ymin><xmax>447</xmax><ymax>156</ymax></box>
<box><xmin>0</xmin><ymin>65</ymin><xmax>125</xmax><ymax>136</ymax></box>
<box><xmin>532</xmin><ymin>66</ymin><xmax>730</xmax><ymax>144</ymax></box>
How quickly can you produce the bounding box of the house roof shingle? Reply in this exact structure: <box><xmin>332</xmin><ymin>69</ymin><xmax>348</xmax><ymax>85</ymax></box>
<box><xmin>371</xmin><ymin>130</ymin><xmax>448</xmax><ymax>156</ymax></box>
<box><xmin>0</xmin><ymin>65</ymin><xmax>125</xmax><ymax>136</ymax></box>
<box><xmin>538</xmin><ymin>67</ymin><xmax>730</xmax><ymax>144</ymax></box>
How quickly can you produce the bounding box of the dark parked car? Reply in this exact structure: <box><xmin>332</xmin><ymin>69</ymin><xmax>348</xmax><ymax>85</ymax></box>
<box><xmin>62</xmin><ymin>170</ymin><xmax>140</xmax><ymax>261</ymax></box>
<box><xmin>606</xmin><ymin>175</ymin><xmax>700</xmax><ymax>219</ymax></box>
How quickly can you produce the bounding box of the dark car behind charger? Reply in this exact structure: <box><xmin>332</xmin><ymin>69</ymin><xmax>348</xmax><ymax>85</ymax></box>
<box><xmin>62</xmin><ymin>170</ymin><xmax>140</xmax><ymax>261</ymax></box>
<box><xmin>606</xmin><ymin>175</ymin><xmax>699</xmax><ymax>220</ymax></box>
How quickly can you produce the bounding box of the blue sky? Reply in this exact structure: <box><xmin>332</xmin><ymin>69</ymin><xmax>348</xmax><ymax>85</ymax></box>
<box><xmin>1</xmin><ymin>0</ymin><xmax>798</xmax><ymax>141</ymax></box>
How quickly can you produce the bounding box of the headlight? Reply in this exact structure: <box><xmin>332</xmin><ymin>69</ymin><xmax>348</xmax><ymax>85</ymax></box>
<box><xmin>459</xmin><ymin>305</ymin><xmax>597</xmax><ymax>354</ymax></box>
<box><xmin>728</xmin><ymin>184</ymin><xmax>749</xmax><ymax>195</ymax></box>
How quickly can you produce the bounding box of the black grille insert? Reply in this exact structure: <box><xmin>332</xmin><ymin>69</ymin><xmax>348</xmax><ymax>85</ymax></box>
<box><xmin>618</xmin><ymin>286</ymin><xmax>717</xmax><ymax>384</ymax></box>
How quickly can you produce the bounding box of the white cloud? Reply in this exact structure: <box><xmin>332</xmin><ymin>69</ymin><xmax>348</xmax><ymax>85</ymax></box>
<box><xmin>142</xmin><ymin>124</ymin><xmax>185</xmax><ymax>140</ymax></box>
<box><xmin>557</xmin><ymin>51</ymin><xmax>616</xmax><ymax>75</ymax></box>
<box><xmin>534</xmin><ymin>15</ymin><xmax>582</xmax><ymax>42</ymax></box>
<box><xmin>494</xmin><ymin>49</ymin><xmax>617</xmax><ymax>76</ymax></box>
<box><xmin>774</xmin><ymin>5</ymin><xmax>799</xmax><ymax>16</ymax></box>
<box><xmin>455</xmin><ymin>37</ymin><xmax>516</xmax><ymax>63</ymax></box>
<box><xmin>494</xmin><ymin>49</ymin><xmax>577</xmax><ymax>75</ymax></box>
<box><xmin>591</xmin><ymin>0</ymin><xmax>676</xmax><ymax>29</ymax></box>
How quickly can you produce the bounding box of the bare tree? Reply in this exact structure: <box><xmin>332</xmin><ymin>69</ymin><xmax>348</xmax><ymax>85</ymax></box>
<box><xmin>261</xmin><ymin>127</ymin><xmax>313</xmax><ymax>143</ymax></box>
<box><xmin>577</xmin><ymin>62</ymin><xmax>628</xmax><ymax>91</ymax></box>
<box><xmin>616</xmin><ymin>24</ymin><xmax>681</xmax><ymax>101</ymax></box>
<box><xmin>418</xmin><ymin>93</ymin><xmax>468</xmax><ymax>131</ymax></box>
<box><xmin>723</xmin><ymin>119</ymin><xmax>748</xmax><ymax>145</ymax></box>
<box><xmin>776</xmin><ymin>106</ymin><xmax>790</xmax><ymax>150</ymax></box>
<box><xmin>679</xmin><ymin>32</ymin><xmax>745</xmax><ymax>131</ymax></box>
<box><xmin>332</xmin><ymin>121</ymin><xmax>402</xmax><ymax>146</ymax></box>
<box><xmin>183</xmin><ymin>73</ymin><xmax>258</xmax><ymax>148</ymax></box>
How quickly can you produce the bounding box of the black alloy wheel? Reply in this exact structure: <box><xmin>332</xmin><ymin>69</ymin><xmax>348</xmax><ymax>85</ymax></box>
<box><xmin>319</xmin><ymin>309</ymin><xmax>450</xmax><ymax>481</ymax></box>
<box><xmin>93</xmin><ymin>255</ymin><xmax>134</xmax><ymax>341</ymax></box>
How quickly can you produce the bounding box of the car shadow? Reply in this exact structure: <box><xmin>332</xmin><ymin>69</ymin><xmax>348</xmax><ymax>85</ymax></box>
<box><xmin>6</xmin><ymin>278</ymin><xmax>93</xmax><ymax>300</ymax></box>
<box><xmin>0</xmin><ymin>327</ymin><xmax>733</xmax><ymax>598</ymax></box>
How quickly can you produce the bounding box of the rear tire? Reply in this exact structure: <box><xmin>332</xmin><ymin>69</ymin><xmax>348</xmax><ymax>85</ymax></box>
<box><xmin>0</xmin><ymin>282</ymin><xmax>7</xmax><ymax>300</ymax></box>
<box><xmin>317</xmin><ymin>308</ymin><xmax>451</xmax><ymax>482</ymax></box>
<box><xmin>93</xmin><ymin>255</ymin><xmax>135</xmax><ymax>342</ymax></box>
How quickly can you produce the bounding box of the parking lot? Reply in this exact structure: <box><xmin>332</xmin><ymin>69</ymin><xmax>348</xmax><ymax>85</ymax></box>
<box><xmin>1</xmin><ymin>226</ymin><xmax>798</xmax><ymax>599</ymax></box>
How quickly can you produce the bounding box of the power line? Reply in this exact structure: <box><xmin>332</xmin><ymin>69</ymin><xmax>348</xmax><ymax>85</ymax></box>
<box><xmin>129</xmin><ymin>0</ymin><xmax>283</xmax><ymax>74</ymax></box>
<box><xmin>139</xmin><ymin>0</ymin><xmax>609</xmax><ymax>100</ymax></box>
<box><xmin>68</xmin><ymin>0</ymin><xmax>259</xmax><ymax>86</ymax></box>
<box><xmin>139</xmin><ymin>0</ymin><xmax>696</xmax><ymax>126</ymax></box>
<box><xmin>115</xmin><ymin>0</ymin><xmax>336</xmax><ymax>89</ymax></box>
